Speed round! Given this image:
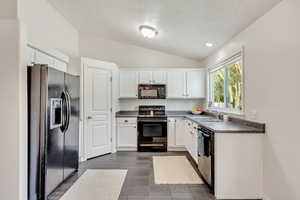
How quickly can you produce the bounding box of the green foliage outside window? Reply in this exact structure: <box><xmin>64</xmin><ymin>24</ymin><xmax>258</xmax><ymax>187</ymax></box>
<box><xmin>212</xmin><ymin>68</ymin><xmax>225</xmax><ymax>107</ymax></box>
<box><xmin>227</xmin><ymin>62</ymin><xmax>242</xmax><ymax>110</ymax></box>
<box><xmin>210</xmin><ymin>60</ymin><xmax>243</xmax><ymax>112</ymax></box>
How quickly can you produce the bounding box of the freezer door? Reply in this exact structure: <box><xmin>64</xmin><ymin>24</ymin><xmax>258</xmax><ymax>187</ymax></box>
<box><xmin>63</xmin><ymin>73</ymin><xmax>80</xmax><ymax>179</ymax></box>
<box><xmin>28</xmin><ymin>66</ymin><xmax>48</xmax><ymax>200</ymax></box>
<box><xmin>45</xmin><ymin>67</ymin><xmax>65</xmax><ymax>197</ymax></box>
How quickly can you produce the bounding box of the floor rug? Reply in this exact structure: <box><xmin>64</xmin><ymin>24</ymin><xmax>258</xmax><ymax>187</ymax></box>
<box><xmin>59</xmin><ymin>169</ymin><xmax>127</xmax><ymax>200</ymax></box>
<box><xmin>153</xmin><ymin>156</ymin><xmax>203</xmax><ymax>184</ymax></box>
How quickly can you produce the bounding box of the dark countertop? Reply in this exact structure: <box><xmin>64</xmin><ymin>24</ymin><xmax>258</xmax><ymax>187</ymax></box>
<box><xmin>185</xmin><ymin>115</ymin><xmax>265</xmax><ymax>133</ymax></box>
<box><xmin>116</xmin><ymin>110</ymin><xmax>265</xmax><ymax>134</ymax></box>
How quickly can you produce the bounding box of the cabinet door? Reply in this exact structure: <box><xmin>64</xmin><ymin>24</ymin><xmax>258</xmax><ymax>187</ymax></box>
<box><xmin>186</xmin><ymin>70</ymin><xmax>206</xmax><ymax>98</ymax></box>
<box><xmin>152</xmin><ymin>71</ymin><xmax>166</xmax><ymax>84</ymax></box>
<box><xmin>35</xmin><ymin>50</ymin><xmax>55</xmax><ymax>67</ymax></box>
<box><xmin>119</xmin><ymin>71</ymin><xmax>138</xmax><ymax>98</ymax></box>
<box><xmin>53</xmin><ymin>59</ymin><xmax>67</xmax><ymax>72</ymax></box>
<box><xmin>26</xmin><ymin>47</ymin><xmax>36</xmax><ymax>66</ymax></box>
<box><xmin>175</xmin><ymin>118</ymin><xmax>186</xmax><ymax>146</ymax></box>
<box><xmin>117</xmin><ymin>124</ymin><xmax>137</xmax><ymax>147</ymax></box>
<box><xmin>168</xmin><ymin>118</ymin><xmax>176</xmax><ymax>148</ymax></box>
<box><xmin>139</xmin><ymin>71</ymin><xmax>152</xmax><ymax>84</ymax></box>
<box><xmin>191</xmin><ymin>123</ymin><xmax>199</xmax><ymax>163</ymax></box>
<box><xmin>167</xmin><ymin>71</ymin><xmax>186</xmax><ymax>98</ymax></box>
<box><xmin>185</xmin><ymin>120</ymin><xmax>193</xmax><ymax>155</ymax></box>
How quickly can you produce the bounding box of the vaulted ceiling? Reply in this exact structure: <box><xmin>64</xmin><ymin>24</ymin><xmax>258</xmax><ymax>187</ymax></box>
<box><xmin>49</xmin><ymin>0</ymin><xmax>282</xmax><ymax>61</ymax></box>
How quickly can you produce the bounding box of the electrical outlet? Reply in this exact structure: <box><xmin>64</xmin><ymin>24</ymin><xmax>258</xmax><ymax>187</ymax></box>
<box><xmin>249</xmin><ymin>110</ymin><xmax>257</xmax><ymax>120</ymax></box>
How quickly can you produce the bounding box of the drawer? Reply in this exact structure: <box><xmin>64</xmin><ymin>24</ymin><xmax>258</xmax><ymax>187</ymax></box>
<box><xmin>117</xmin><ymin>117</ymin><xmax>137</xmax><ymax>124</ymax></box>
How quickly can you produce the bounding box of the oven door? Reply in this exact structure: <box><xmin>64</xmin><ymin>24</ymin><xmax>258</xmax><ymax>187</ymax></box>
<box><xmin>138</xmin><ymin>119</ymin><xmax>167</xmax><ymax>151</ymax></box>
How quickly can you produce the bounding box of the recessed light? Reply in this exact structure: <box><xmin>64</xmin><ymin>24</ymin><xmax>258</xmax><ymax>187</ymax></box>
<box><xmin>139</xmin><ymin>25</ymin><xmax>158</xmax><ymax>39</ymax></box>
<box><xmin>205</xmin><ymin>42</ymin><xmax>214</xmax><ymax>47</ymax></box>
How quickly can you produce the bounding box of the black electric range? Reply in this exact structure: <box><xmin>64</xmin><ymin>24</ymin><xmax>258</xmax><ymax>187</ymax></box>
<box><xmin>137</xmin><ymin>105</ymin><xmax>168</xmax><ymax>152</ymax></box>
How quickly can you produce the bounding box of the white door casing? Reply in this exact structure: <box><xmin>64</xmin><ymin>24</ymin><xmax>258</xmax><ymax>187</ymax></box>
<box><xmin>84</xmin><ymin>63</ymin><xmax>112</xmax><ymax>159</ymax></box>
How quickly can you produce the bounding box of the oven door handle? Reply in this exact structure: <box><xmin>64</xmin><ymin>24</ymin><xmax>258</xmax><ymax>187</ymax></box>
<box><xmin>201</xmin><ymin>131</ymin><xmax>211</xmax><ymax>138</ymax></box>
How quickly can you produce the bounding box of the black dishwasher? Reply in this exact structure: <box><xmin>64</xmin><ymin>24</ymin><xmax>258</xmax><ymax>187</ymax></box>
<box><xmin>198</xmin><ymin>126</ymin><xmax>215</xmax><ymax>192</ymax></box>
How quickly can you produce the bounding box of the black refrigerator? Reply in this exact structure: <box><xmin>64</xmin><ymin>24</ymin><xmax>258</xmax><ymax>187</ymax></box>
<box><xmin>28</xmin><ymin>64</ymin><xmax>80</xmax><ymax>200</ymax></box>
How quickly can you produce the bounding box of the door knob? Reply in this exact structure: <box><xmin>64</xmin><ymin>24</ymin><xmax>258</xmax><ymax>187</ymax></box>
<box><xmin>87</xmin><ymin>116</ymin><xmax>93</xmax><ymax>119</ymax></box>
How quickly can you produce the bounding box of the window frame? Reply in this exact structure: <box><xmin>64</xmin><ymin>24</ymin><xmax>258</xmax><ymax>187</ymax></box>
<box><xmin>207</xmin><ymin>50</ymin><xmax>244</xmax><ymax>115</ymax></box>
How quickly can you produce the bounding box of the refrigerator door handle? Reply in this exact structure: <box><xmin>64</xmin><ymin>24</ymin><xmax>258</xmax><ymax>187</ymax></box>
<box><xmin>64</xmin><ymin>91</ymin><xmax>71</xmax><ymax>132</ymax></box>
<box><xmin>61</xmin><ymin>90</ymin><xmax>70</xmax><ymax>132</ymax></box>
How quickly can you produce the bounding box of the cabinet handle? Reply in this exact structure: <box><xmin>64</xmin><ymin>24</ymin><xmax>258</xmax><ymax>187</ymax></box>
<box><xmin>124</xmin><ymin>120</ymin><xmax>128</xmax><ymax>122</ymax></box>
<box><xmin>134</xmin><ymin>126</ymin><xmax>136</xmax><ymax>128</ymax></box>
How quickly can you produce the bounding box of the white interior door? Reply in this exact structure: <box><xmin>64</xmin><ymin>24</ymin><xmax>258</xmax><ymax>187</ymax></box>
<box><xmin>84</xmin><ymin>63</ymin><xmax>112</xmax><ymax>159</ymax></box>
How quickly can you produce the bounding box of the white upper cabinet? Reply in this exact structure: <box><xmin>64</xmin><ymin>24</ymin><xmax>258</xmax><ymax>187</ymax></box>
<box><xmin>167</xmin><ymin>71</ymin><xmax>186</xmax><ymax>98</ymax></box>
<box><xmin>167</xmin><ymin>69</ymin><xmax>206</xmax><ymax>99</ymax></box>
<box><xmin>152</xmin><ymin>71</ymin><xmax>166</xmax><ymax>84</ymax></box>
<box><xmin>139</xmin><ymin>71</ymin><xmax>152</xmax><ymax>84</ymax></box>
<box><xmin>27</xmin><ymin>46</ymin><xmax>68</xmax><ymax>72</ymax></box>
<box><xmin>35</xmin><ymin>50</ymin><xmax>55</xmax><ymax>67</ymax></box>
<box><xmin>26</xmin><ymin>46</ymin><xmax>36</xmax><ymax>66</ymax></box>
<box><xmin>119</xmin><ymin>68</ymin><xmax>206</xmax><ymax>99</ymax></box>
<box><xmin>186</xmin><ymin>69</ymin><xmax>206</xmax><ymax>98</ymax></box>
<box><xmin>119</xmin><ymin>71</ymin><xmax>138</xmax><ymax>98</ymax></box>
<box><xmin>139</xmin><ymin>71</ymin><xmax>166</xmax><ymax>84</ymax></box>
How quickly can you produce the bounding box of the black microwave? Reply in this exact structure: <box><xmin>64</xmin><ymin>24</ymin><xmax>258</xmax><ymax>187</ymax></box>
<box><xmin>138</xmin><ymin>84</ymin><xmax>166</xmax><ymax>99</ymax></box>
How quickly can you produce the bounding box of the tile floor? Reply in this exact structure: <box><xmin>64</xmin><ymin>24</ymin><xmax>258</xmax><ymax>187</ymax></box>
<box><xmin>48</xmin><ymin>151</ymin><xmax>215</xmax><ymax>200</ymax></box>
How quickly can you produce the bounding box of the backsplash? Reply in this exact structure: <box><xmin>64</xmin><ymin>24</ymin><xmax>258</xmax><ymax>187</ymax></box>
<box><xmin>119</xmin><ymin>99</ymin><xmax>205</xmax><ymax>111</ymax></box>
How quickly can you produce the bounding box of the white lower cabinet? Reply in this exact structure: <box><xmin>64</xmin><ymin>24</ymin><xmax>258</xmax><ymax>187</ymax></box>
<box><xmin>168</xmin><ymin>118</ymin><xmax>176</xmax><ymax>148</ymax></box>
<box><xmin>191</xmin><ymin>122</ymin><xmax>198</xmax><ymax>164</ymax></box>
<box><xmin>184</xmin><ymin>119</ymin><xmax>198</xmax><ymax>164</ymax></box>
<box><xmin>168</xmin><ymin>118</ymin><xmax>185</xmax><ymax>150</ymax></box>
<box><xmin>214</xmin><ymin>133</ymin><xmax>263</xmax><ymax>199</ymax></box>
<box><xmin>174</xmin><ymin>118</ymin><xmax>186</xmax><ymax>146</ymax></box>
<box><xmin>117</xmin><ymin>118</ymin><xmax>137</xmax><ymax>150</ymax></box>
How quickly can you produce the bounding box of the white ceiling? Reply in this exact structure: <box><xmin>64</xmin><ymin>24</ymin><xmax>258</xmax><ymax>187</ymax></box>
<box><xmin>49</xmin><ymin>0</ymin><xmax>281</xmax><ymax>61</ymax></box>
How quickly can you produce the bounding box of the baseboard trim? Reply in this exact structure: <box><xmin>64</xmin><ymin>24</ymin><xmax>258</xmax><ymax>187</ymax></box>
<box><xmin>117</xmin><ymin>147</ymin><xmax>137</xmax><ymax>151</ymax></box>
<box><xmin>168</xmin><ymin>147</ymin><xmax>186</xmax><ymax>151</ymax></box>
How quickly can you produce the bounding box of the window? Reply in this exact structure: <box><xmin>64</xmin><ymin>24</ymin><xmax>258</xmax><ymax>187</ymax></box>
<box><xmin>208</xmin><ymin>52</ymin><xmax>243</xmax><ymax>113</ymax></box>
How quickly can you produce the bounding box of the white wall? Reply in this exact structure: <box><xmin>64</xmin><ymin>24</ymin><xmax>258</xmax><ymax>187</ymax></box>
<box><xmin>79</xmin><ymin>33</ymin><xmax>202</xmax><ymax>68</ymax></box>
<box><xmin>119</xmin><ymin>99</ymin><xmax>205</xmax><ymax>111</ymax></box>
<box><xmin>18</xmin><ymin>0</ymin><xmax>79</xmax><ymax>57</ymax></box>
<box><xmin>0</xmin><ymin>19</ymin><xmax>27</xmax><ymax>200</ymax></box>
<box><xmin>0</xmin><ymin>0</ymin><xmax>18</xmax><ymax>19</ymax></box>
<box><xmin>202</xmin><ymin>0</ymin><xmax>300</xmax><ymax>199</ymax></box>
